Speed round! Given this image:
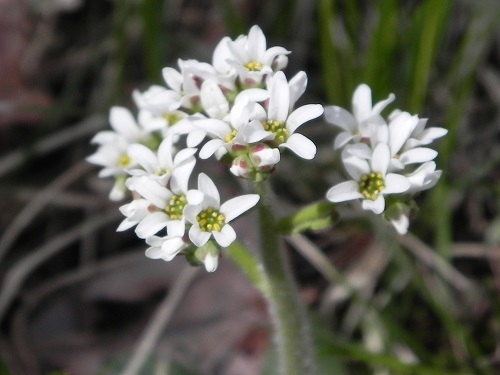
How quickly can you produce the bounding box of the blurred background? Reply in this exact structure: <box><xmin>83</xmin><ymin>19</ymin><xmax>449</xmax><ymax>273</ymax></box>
<box><xmin>1</xmin><ymin>0</ymin><xmax>500</xmax><ymax>374</ymax></box>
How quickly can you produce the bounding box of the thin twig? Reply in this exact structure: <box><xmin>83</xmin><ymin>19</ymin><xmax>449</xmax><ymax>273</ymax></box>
<box><xmin>399</xmin><ymin>233</ymin><xmax>476</xmax><ymax>294</ymax></box>
<box><xmin>9</xmin><ymin>249</ymin><xmax>146</xmax><ymax>375</ymax></box>
<box><xmin>0</xmin><ymin>161</ymin><xmax>94</xmax><ymax>262</ymax></box>
<box><xmin>0</xmin><ymin>114</ymin><xmax>105</xmax><ymax>178</ymax></box>
<box><xmin>0</xmin><ymin>210</ymin><xmax>121</xmax><ymax>323</ymax></box>
<box><xmin>120</xmin><ymin>265</ymin><xmax>200</xmax><ymax>375</ymax></box>
<box><xmin>286</xmin><ymin>233</ymin><xmax>341</xmax><ymax>285</ymax></box>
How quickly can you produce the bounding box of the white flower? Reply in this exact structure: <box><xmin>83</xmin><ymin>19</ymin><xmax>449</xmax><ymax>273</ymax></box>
<box><xmin>195</xmin><ymin>97</ymin><xmax>270</xmax><ymax>159</ymax></box>
<box><xmin>126</xmin><ymin>136</ymin><xmax>197</xmax><ymax>186</ymax></box>
<box><xmin>87</xmin><ymin>107</ymin><xmax>150</xmax><ymax>177</ymax></box>
<box><xmin>385</xmin><ymin>203</ymin><xmax>411</xmax><ymax>235</ymax></box>
<box><xmin>408</xmin><ymin>118</ymin><xmax>448</xmax><ymax>148</ymax></box>
<box><xmin>145</xmin><ymin>235</ymin><xmax>187</xmax><ymax>262</ymax></box>
<box><xmin>326</xmin><ymin>143</ymin><xmax>411</xmax><ymax>214</ymax></box>
<box><xmin>256</xmin><ymin>71</ymin><xmax>323</xmax><ymax>159</ymax></box>
<box><xmin>212</xmin><ymin>25</ymin><xmax>290</xmax><ymax>84</ymax></box>
<box><xmin>324</xmin><ymin>84</ymin><xmax>394</xmax><ymax>149</ymax></box>
<box><xmin>185</xmin><ymin>173</ymin><xmax>260</xmax><ymax>247</ymax></box>
<box><xmin>128</xmin><ymin>175</ymin><xmax>203</xmax><ymax>239</ymax></box>
<box><xmin>203</xmin><ymin>252</ymin><xmax>219</xmax><ymax>272</ymax></box>
<box><xmin>117</xmin><ymin>198</ymin><xmax>151</xmax><ymax>232</ymax></box>
<box><xmin>229</xmin><ymin>144</ymin><xmax>281</xmax><ymax>179</ymax></box>
<box><xmin>405</xmin><ymin>161</ymin><xmax>442</xmax><ymax>194</ymax></box>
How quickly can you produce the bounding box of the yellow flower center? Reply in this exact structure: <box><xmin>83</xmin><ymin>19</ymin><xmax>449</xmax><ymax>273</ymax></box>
<box><xmin>196</xmin><ymin>207</ymin><xmax>226</xmax><ymax>232</ymax></box>
<box><xmin>262</xmin><ymin>120</ymin><xmax>289</xmax><ymax>144</ymax></box>
<box><xmin>118</xmin><ymin>154</ymin><xmax>132</xmax><ymax>168</ymax></box>
<box><xmin>359</xmin><ymin>172</ymin><xmax>386</xmax><ymax>201</ymax></box>
<box><xmin>154</xmin><ymin>168</ymin><xmax>171</xmax><ymax>177</ymax></box>
<box><xmin>163</xmin><ymin>112</ymin><xmax>183</xmax><ymax>126</ymax></box>
<box><xmin>245</xmin><ymin>61</ymin><xmax>264</xmax><ymax>71</ymax></box>
<box><xmin>225</xmin><ymin>129</ymin><xmax>238</xmax><ymax>144</ymax></box>
<box><xmin>165</xmin><ymin>194</ymin><xmax>187</xmax><ymax>220</ymax></box>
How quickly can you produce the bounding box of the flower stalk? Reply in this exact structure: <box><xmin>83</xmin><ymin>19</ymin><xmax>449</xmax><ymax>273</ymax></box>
<box><xmin>255</xmin><ymin>180</ymin><xmax>316</xmax><ymax>375</ymax></box>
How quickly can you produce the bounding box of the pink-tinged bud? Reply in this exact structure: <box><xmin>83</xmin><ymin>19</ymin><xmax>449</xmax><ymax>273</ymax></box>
<box><xmin>231</xmin><ymin>144</ymin><xmax>247</xmax><ymax>153</ymax></box>
<box><xmin>250</xmin><ymin>145</ymin><xmax>280</xmax><ymax>168</ymax></box>
<box><xmin>230</xmin><ymin>155</ymin><xmax>251</xmax><ymax>179</ymax></box>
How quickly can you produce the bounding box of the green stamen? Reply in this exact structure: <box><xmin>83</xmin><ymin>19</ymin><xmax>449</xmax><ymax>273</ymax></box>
<box><xmin>165</xmin><ymin>194</ymin><xmax>187</xmax><ymax>220</ymax></box>
<box><xmin>262</xmin><ymin>120</ymin><xmax>289</xmax><ymax>144</ymax></box>
<box><xmin>359</xmin><ymin>172</ymin><xmax>386</xmax><ymax>201</ymax></box>
<box><xmin>196</xmin><ymin>207</ymin><xmax>226</xmax><ymax>232</ymax></box>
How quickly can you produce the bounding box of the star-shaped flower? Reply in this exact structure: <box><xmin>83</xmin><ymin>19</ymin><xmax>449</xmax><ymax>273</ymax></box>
<box><xmin>326</xmin><ymin>143</ymin><xmax>411</xmax><ymax>214</ymax></box>
<box><xmin>184</xmin><ymin>173</ymin><xmax>259</xmax><ymax>247</ymax></box>
<box><xmin>255</xmin><ymin>71</ymin><xmax>324</xmax><ymax>159</ymax></box>
<box><xmin>324</xmin><ymin>84</ymin><xmax>395</xmax><ymax>149</ymax></box>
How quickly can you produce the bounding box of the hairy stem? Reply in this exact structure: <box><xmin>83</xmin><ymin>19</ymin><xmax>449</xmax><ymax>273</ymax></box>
<box><xmin>255</xmin><ymin>180</ymin><xmax>316</xmax><ymax>375</ymax></box>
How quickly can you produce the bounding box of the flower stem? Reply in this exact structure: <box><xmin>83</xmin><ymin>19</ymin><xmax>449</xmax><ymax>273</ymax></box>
<box><xmin>255</xmin><ymin>180</ymin><xmax>316</xmax><ymax>375</ymax></box>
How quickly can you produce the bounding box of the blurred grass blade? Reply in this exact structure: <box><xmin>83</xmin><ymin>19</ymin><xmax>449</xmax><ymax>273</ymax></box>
<box><xmin>140</xmin><ymin>0</ymin><xmax>166</xmax><ymax>83</ymax></box>
<box><xmin>407</xmin><ymin>0</ymin><xmax>451</xmax><ymax>113</ymax></box>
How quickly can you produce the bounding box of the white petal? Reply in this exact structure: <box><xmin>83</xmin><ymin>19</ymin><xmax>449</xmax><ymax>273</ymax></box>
<box><xmin>198</xmin><ymin>173</ymin><xmax>220</xmax><ymax>207</ymax></box>
<box><xmin>186</xmin><ymin>129</ymin><xmax>207</xmax><ymax>147</ymax></box>
<box><xmin>344</xmin><ymin>143</ymin><xmax>372</xmax><ymax>159</ymax></box>
<box><xmin>135</xmin><ymin>212</ymin><xmax>169</xmax><ymax>238</ymax></box>
<box><xmin>288</xmin><ymin>71</ymin><xmax>307</xmax><ymax>107</ymax></box>
<box><xmin>390</xmin><ymin>215</ymin><xmax>409</xmax><ymax>235</ymax></box>
<box><xmin>133</xmin><ymin>177</ymin><xmax>171</xmax><ymax>209</ymax></box>
<box><xmin>287</xmin><ymin>104</ymin><xmax>324</xmax><ymax>134</ymax></box>
<box><xmin>189</xmin><ymin>226</ymin><xmax>211</xmax><ymax>247</ymax></box>
<box><xmin>342</xmin><ymin>151</ymin><xmax>370</xmax><ymax>180</ymax></box>
<box><xmin>247</xmin><ymin>25</ymin><xmax>267</xmax><ymax>57</ymax></box>
<box><xmin>127</xmin><ymin>143</ymin><xmax>158</xmax><ymax>173</ymax></box>
<box><xmin>212</xmin><ymin>37</ymin><xmax>233</xmax><ymax>73</ymax></box>
<box><xmin>324</xmin><ymin>105</ymin><xmax>358</xmax><ymax>132</ymax></box>
<box><xmin>204</xmin><ymin>252</ymin><xmax>219</xmax><ymax>272</ymax></box>
<box><xmin>157</xmin><ymin>137</ymin><xmax>174</xmax><ymax>168</ymax></box>
<box><xmin>420</xmin><ymin>127</ymin><xmax>448</xmax><ymax>143</ymax></box>
<box><xmin>333</xmin><ymin>132</ymin><xmax>355</xmax><ymax>149</ymax></box>
<box><xmin>194</xmin><ymin>118</ymin><xmax>231</xmax><ymax>139</ymax></box>
<box><xmin>220</xmin><ymin>194</ymin><xmax>260</xmax><ymax>222</ymax></box>
<box><xmin>371</xmin><ymin>143</ymin><xmax>390</xmax><ymax>175</ymax></box>
<box><xmin>109</xmin><ymin>107</ymin><xmax>141</xmax><ymax>140</ymax></box>
<box><xmin>281</xmin><ymin>133</ymin><xmax>316</xmax><ymax>159</ymax></box>
<box><xmin>186</xmin><ymin>189</ymin><xmax>204</xmax><ymax>205</ymax></box>
<box><xmin>200</xmin><ymin>79</ymin><xmax>229</xmax><ymax>119</ymax></box>
<box><xmin>362</xmin><ymin>196</ymin><xmax>385</xmax><ymax>214</ymax></box>
<box><xmin>116</xmin><ymin>218</ymin><xmax>137</xmax><ymax>232</ymax></box>
<box><xmin>388</xmin><ymin>112</ymin><xmax>419</xmax><ymax>155</ymax></box>
<box><xmin>326</xmin><ymin>181</ymin><xmax>363</xmax><ymax>202</ymax></box>
<box><xmin>166</xmin><ymin>219</ymin><xmax>186</xmax><ymax>237</ymax></box>
<box><xmin>162</xmin><ymin>67</ymin><xmax>183</xmax><ymax>92</ymax></box>
<box><xmin>184</xmin><ymin>204</ymin><xmax>201</xmax><ymax>224</ymax></box>
<box><xmin>372</xmin><ymin>93</ymin><xmax>395</xmax><ymax>115</ymax></box>
<box><xmin>199</xmin><ymin>139</ymin><xmax>225</xmax><ymax>159</ymax></box>
<box><xmin>144</xmin><ymin>246</ymin><xmax>164</xmax><ymax>259</ymax></box>
<box><xmin>213</xmin><ymin>225</ymin><xmax>237</xmax><ymax>247</ymax></box>
<box><xmin>268</xmin><ymin>71</ymin><xmax>290</xmax><ymax>122</ymax></box>
<box><xmin>399</xmin><ymin>147</ymin><xmax>438</xmax><ymax>165</ymax></box>
<box><xmin>384</xmin><ymin>174</ymin><xmax>411</xmax><ymax>194</ymax></box>
<box><xmin>235</xmin><ymin>88</ymin><xmax>269</xmax><ymax>103</ymax></box>
<box><xmin>352</xmin><ymin>84</ymin><xmax>372</xmax><ymax>122</ymax></box>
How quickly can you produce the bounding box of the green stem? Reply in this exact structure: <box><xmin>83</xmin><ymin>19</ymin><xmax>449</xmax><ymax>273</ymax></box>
<box><xmin>255</xmin><ymin>180</ymin><xmax>316</xmax><ymax>375</ymax></box>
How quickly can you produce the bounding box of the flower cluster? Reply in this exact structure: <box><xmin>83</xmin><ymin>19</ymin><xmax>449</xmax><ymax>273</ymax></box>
<box><xmin>87</xmin><ymin>25</ymin><xmax>323</xmax><ymax>271</ymax></box>
<box><xmin>324</xmin><ymin>84</ymin><xmax>447</xmax><ymax>234</ymax></box>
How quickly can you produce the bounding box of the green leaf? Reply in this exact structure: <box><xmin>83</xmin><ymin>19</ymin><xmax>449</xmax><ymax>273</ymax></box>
<box><xmin>277</xmin><ymin>201</ymin><xmax>338</xmax><ymax>235</ymax></box>
<box><xmin>226</xmin><ymin>241</ymin><xmax>269</xmax><ymax>295</ymax></box>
